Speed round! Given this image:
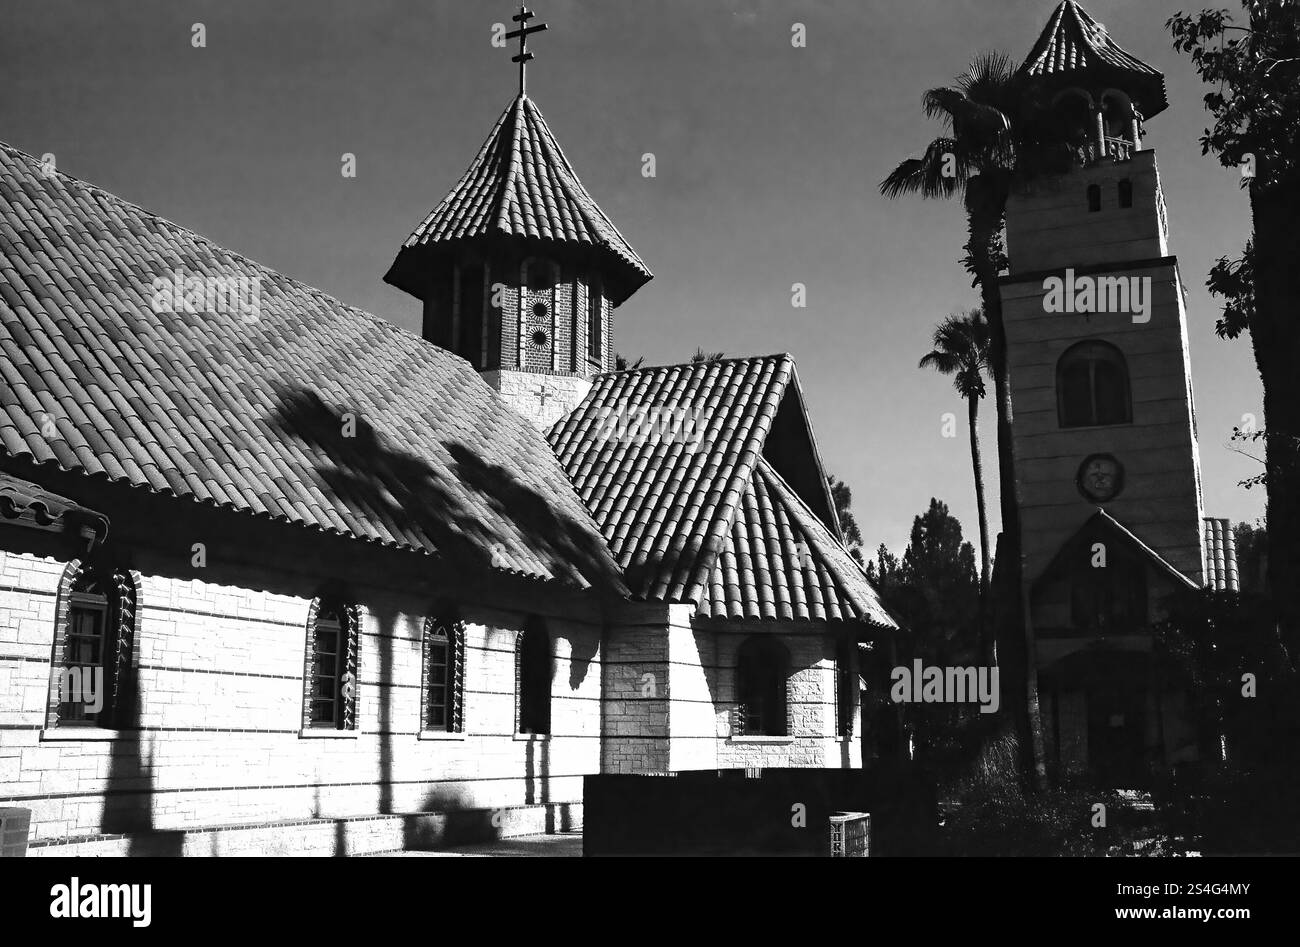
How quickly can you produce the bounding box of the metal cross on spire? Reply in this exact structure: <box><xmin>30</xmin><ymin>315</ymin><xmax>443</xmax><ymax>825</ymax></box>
<box><xmin>506</xmin><ymin>6</ymin><xmax>548</xmax><ymax>95</ymax></box>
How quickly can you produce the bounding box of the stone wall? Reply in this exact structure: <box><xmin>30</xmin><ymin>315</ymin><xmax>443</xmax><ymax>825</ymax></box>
<box><xmin>481</xmin><ymin>369</ymin><xmax>592</xmax><ymax>431</ymax></box>
<box><xmin>701</xmin><ymin>622</ymin><xmax>861</xmax><ymax>770</ymax></box>
<box><xmin>600</xmin><ymin>610</ymin><xmax>864</xmax><ymax>774</ymax></box>
<box><xmin>0</xmin><ymin>547</ymin><xmax>603</xmax><ymax>847</ymax></box>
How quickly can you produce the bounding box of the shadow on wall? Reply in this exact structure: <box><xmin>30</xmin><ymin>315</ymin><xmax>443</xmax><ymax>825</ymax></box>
<box><xmin>312</xmin><ymin>785</ymin><xmax>351</xmax><ymax>858</ymax></box>
<box><xmin>367</xmin><ymin>606</ymin><xmax>411</xmax><ymax>819</ymax></box>
<box><xmin>267</xmin><ymin>386</ymin><xmax>611</xmax><ymax>851</ymax></box>
<box><xmin>100</xmin><ymin>635</ymin><xmax>183</xmax><ymax>856</ymax></box>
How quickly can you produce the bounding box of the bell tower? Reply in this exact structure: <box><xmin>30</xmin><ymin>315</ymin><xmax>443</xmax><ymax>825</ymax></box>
<box><xmin>385</xmin><ymin>6</ymin><xmax>651</xmax><ymax>429</ymax></box>
<box><xmin>998</xmin><ymin>2</ymin><xmax>1239</xmax><ymax>782</ymax></box>
<box><xmin>1000</xmin><ymin>0</ymin><xmax>1207</xmax><ymax>588</ymax></box>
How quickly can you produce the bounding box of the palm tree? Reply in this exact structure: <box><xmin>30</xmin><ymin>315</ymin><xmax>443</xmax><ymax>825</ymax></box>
<box><xmin>881</xmin><ymin>50</ymin><xmax>1048</xmax><ymax>787</ymax></box>
<box><xmin>691</xmin><ymin>348</ymin><xmax>725</xmax><ymax>363</ymax></box>
<box><xmin>919</xmin><ymin>309</ymin><xmax>992</xmax><ymax>595</ymax></box>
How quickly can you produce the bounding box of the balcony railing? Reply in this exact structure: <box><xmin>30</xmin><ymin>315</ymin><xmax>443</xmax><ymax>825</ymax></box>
<box><xmin>1076</xmin><ymin>136</ymin><xmax>1135</xmax><ymax>166</ymax></box>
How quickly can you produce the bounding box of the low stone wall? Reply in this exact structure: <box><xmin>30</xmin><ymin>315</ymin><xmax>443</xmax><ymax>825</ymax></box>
<box><xmin>23</xmin><ymin>802</ymin><xmax>579</xmax><ymax>857</ymax></box>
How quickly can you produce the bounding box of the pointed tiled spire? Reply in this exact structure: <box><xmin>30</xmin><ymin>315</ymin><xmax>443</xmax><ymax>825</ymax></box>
<box><xmin>386</xmin><ymin>92</ymin><xmax>650</xmax><ymax>306</ymax></box>
<box><xmin>1018</xmin><ymin>1</ymin><xmax>1168</xmax><ymax>118</ymax></box>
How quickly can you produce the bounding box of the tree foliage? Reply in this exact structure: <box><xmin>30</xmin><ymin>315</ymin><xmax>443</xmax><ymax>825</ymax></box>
<box><xmin>865</xmin><ymin>499</ymin><xmax>982</xmax><ymax>779</ymax></box>
<box><xmin>1168</xmin><ymin>3</ymin><xmax>1300</xmax><ymax>186</ymax></box>
<box><xmin>918</xmin><ymin>308</ymin><xmax>991</xmax><ymax>400</ymax></box>
<box><xmin>827</xmin><ymin>475</ymin><xmax>865</xmax><ymax>564</ymax></box>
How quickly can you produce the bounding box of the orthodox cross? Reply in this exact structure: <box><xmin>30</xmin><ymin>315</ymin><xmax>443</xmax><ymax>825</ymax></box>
<box><xmin>506</xmin><ymin>6</ymin><xmax>548</xmax><ymax>95</ymax></box>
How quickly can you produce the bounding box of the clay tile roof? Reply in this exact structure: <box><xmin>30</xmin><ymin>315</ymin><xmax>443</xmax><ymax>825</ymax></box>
<box><xmin>1203</xmin><ymin>517</ymin><xmax>1240</xmax><ymax>592</ymax></box>
<box><xmin>548</xmin><ymin>355</ymin><xmax>896</xmax><ymax>628</ymax></box>
<box><xmin>0</xmin><ymin>470</ymin><xmax>108</xmax><ymax>545</ymax></box>
<box><xmin>390</xmin><ymin>93</ymin><xmax>650</xmax><ymax>305</ymax></box>
<box><xmin>0</xmin><ymin>140</ymin><xmax>623</xmax><ymax>592</ymax></box>
<box><xmin>700</xmin><ymin>459</ymin><xmax>896</xmax><ymax>625</ymax></box>
<box><xmin>1018</xmin><ymin>1</ymin><xmax>1168</xmax><ymax>118</ymax></box>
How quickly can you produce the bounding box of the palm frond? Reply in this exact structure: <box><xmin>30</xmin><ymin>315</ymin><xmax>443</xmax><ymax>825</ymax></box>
<box><xmin>920</xmin><ymin>309</ymin><xmax>992</xmax><ymax>399</ymax></box>
<box><xmin>919</xmin><ymin>350</ymin><xmax>962</xmax><ymax>374</ymax></box>
<box><xmin>957</xmin><ymin>51</ymin><xmax>1018</xmax><ymax>106</ymax></box>
<box><xmin>879</xmin><ymin>138</ymin><xmax>961</xmax><ymax>199</ymax></box>
<box><xmin>922</xmin><ymin>87</ymin><xmax>967</xmax><ymax>126</ymax></box>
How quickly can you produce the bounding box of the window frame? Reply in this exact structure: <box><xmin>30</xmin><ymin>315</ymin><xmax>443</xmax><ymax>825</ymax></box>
<box><xmin>1086</xmin><ymin>184</ymin><xmax>1102</xmax><ymax>212</ymax></box>
<box><xmin>516</xmin><ymin>618</ymin><xmax>552</xmax><ymax>736</ymax></box>
<box><xmin>46</xmin><ymin>561</ymin><xmax>138</xmax><ymax>733</ymax></box>
<box><xmin>735</xmin><ymin>636</ymin><xmax>791</xmax><ymax>738</ymax></box>
<box><xmin>60</xmin><ymin>591</ymin><xmax>110</xmax><ymax>726</ymax></box>
<box><xmin>1056</xmin><ymin>340</ymin><xmax>1132</xmax><ymax>428</ymax></box>
<box><xmin>302</xmin><ymin>598</ymin><xmax>360</xmax><ymax>734</ymax></box>
<box><xmin>421</xmin><ymin>614</ymin><xmax>466</xmax><ymax>735</ymax></box>
<box><xmin>1118</xmin><ymin>179</ymin><xmax>1134</xmax><ymax>209</ymax></box>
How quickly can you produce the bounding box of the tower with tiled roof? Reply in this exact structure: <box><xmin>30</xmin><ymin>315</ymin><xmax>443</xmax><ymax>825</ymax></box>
<box><xmin>1003</xmin><ymin>0</ymin><xmax>1211</xmax><ymax>586</ymax></box>
<box><xmin>385</xmin><ymin>9</ymin><xmax>650</xmax><ymax>430</ymax></box>
<box><xmin>1000</xmin><ymin>2</ymin><xmax>1235</xmax><ymax>783</ymax></box>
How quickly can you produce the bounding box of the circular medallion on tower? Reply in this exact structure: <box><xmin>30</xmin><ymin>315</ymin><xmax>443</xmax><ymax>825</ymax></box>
<box><xmin>1076</xmin><ymin>453</ymin><xmax>1124</xmax><ymax>503</ymax></box>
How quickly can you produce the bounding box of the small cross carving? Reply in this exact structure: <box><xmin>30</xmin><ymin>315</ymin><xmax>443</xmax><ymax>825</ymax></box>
<box><xmin>506</xmin><ymin>6</ymin><xmax>548</xmax><ymax>95</ymax></box>
<box><xmin>533</xmin><ymin>383</ymin><xmax>552</xmax><ymax>408</ymax></box>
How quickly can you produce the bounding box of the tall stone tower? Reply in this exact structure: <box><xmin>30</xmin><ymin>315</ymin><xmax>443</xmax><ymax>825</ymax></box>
<box><xmin>385</xmin><ymin>23</ymin><xmax>650</xmax><ymax>429</ymax></box>
<box><xmin>1001</xmin><ymin>1</ymin><xmax>1206</xmax><ymax>588</ymax></box>
<box><xmin>999</xmin><ymin>2</ymin><xmax>1236</xmax><ymax>782</ymax></box>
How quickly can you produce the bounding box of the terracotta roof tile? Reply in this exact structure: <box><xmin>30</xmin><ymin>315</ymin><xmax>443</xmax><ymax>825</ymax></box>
<box><xmin>1019</xmin><ymin>1</ymin><xmax>1168</xmax><ymax>118</ymax></box>
<box><xmin>0</xmin><ymin>140</ymin><xmax>623</xmax><ymax>592</ymax></box>
<box><xmin>391</xmin><ymin>93</ymin><xmax>650</xmax><ymax>304</ymax></box>
<box><xmin>549</xmin><ymin>356</ymin><xmax>895</xmax><ymax>628</ymax></box>
<box><xmin>1203</xmin><ymin>517</ymin><xmax>1240</xmax><ymax>592</ymax></box>
<box><xmin>0</xmin><ymin>470</ymin><xmax>107</xmax><ymax>544</ymax></box>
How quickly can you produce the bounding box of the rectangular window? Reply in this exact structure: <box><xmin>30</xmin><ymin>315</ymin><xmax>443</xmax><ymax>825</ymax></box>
<box><xmin>61</xmin><ymin>597</ymin><xmax>107</xmax><ymax>726</ymax></box>
<box><xmin>427</xmin><ymin>629</ymin><xmax>449</xmax><ymax>730</ymax></box>
<box><xmin>518</xmin><ymin>623</ymin><xmax>551</xmax><ymax>735</ymax></box>
<box><xmin>310</xmin><ymin>617</ymin><xmax>342</xmax><ymax>727</ymax></box>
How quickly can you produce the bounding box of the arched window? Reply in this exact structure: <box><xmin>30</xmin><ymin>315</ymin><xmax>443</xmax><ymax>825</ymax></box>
<box><xmin>1050</xmin><ymin>89</ymin><xmax>1095</xmax><ymax>151</ymax></box>
<box><xmin>423</xmin><ymin>612</ymin><xmax>466</xmax><ymax>733</ymax></box>
<box><xmin>1086</xmin><ymin>184</ymin><xmax>1102</xmax><ymax>212</ymax></box>
<box><xmin>303</xmin><ymin>598</ymin><xmax>360</xmax><ymax>731</ymax></box>
<box><xmin>517</xmin><ymin>617</ymin><xmax>551</xmax><ymax>735</ymax></box>
<box><xmin>1057</xmin><ymin>341</ymin><xmax>1132</xmax><ymax>428</ymax></box>
<box><xmin>1118</xmin><ymin>179</ymin><xmax>1133</xmax><ymax>209</ymax></box>
<box><xmin>586</xmin><ymin>278</ymin><xmax>603</xmax><ymax>363</ymax></box>
<box><xmin>735</xmin><ymin>636</ymin><xmax>789</xmax><ymax>737</ymax></box>
<box><xmin>49</xmin><ymin>561</ymin><xmax>138</xmax><ymax>728</ymax></box>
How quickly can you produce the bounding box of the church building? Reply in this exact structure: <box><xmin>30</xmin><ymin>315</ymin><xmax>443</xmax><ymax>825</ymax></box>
<box><xmin>0</xmin><ymin>10</ymin><xmax>892</xmax><ymax>855</ymax></box>
<box><xmin>1000</xmin><ymin>1</ymin><xmax>1239</xmax><ymax>785</ymax></box>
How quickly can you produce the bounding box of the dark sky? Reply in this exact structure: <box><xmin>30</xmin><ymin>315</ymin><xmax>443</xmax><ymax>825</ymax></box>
<box><xmin>3</xmin><ymin>0</ymin><xmax>1264</xmax><ymax>555</ymax></box>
